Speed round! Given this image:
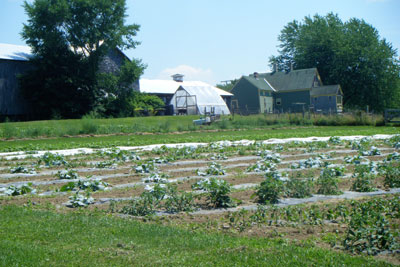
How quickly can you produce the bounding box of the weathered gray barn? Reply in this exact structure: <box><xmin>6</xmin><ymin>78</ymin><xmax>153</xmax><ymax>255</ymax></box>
<box><xmin>0</xmin><ymin>43</ymin><xmax>138</xmax><ymax>119</ymax></box>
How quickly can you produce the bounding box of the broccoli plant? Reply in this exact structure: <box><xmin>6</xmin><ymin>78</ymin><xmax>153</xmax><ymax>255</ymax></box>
<box><xmin>3</xmin><ymin>183</ymin><xmax>36</xmax><ymax>196</ymax></box>
<box><xmin>55</xmin><ymin>169</ymin><xmax>78</xmax><ymax>180</ymax></box>
<box><xmin>9</xmin><ymin>165</ymin><xmax>37</xmax><ymax>174</ymax></box>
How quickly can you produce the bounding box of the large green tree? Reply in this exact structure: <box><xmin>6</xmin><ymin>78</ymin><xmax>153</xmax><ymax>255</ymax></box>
<box><xmin>270</xmin><ymin>13</ymin><xmax>400</xmax><ymax>111</ymax></box>
<box><xmin>20</xmin><ymin>0</ymin><xmax>145</xmax><ymax>119</ymax></box>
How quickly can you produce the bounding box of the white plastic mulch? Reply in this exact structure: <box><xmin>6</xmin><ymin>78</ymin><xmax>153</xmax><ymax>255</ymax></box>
<box><xmin>0</xmin><ymin>134</ymin><xmax>396</xmax><ymax>160</ymax></box>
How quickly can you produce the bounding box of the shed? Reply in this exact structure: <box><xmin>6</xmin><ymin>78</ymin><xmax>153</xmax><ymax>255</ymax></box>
<box><xmin>170</xmin><ymin>85</ymin><xmax>231</xmax><ymax>115</ymax></box>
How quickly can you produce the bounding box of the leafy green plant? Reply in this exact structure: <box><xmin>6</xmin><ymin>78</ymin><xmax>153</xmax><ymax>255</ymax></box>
<box><xmin>257</xmin><ymin>150</ymin><xmax>281</xmax><ymax>163</ymax></box>
<box><xmin>254</xmin><ymin>176</ymin><xmax>284</xmax><ymax>204</ymax></box>
<box><xmin>60</xmin><ymin>179</ymin><xmax>109</xmax><ymax>192</ymax></box>
<box><xmin>95</xmin><ymin>160</ymin><xmax>117</xmax><ymax>169</ymax></box>
<box><xmin>121</xmin><ymin>184</ymin><xmax>167</xmax><ymax>216</ymax></box>
<box><xmin>38</xmin><ymin>152</ymin><xmax>69</xmax><ymax>166</ymax></box>
<box><xmin>197</xmin><ymin>162</ymin><xmax>226</xmax><ymax>176</ymax></box>
<box><xmin>317</xmin><ymin>168</ymin><xmax>342</xmax><ymax>195</ymax></box>
<box><xmin>10</xmin><ymin>165</ymin><xmax>36</xmax><ymax>174</ymax></box>
<box><xmin>55</xmin><ymin>169</ymin><xmax>78</xmax><ymax>180</ymax></box>
<box><xmin>351</xmin><ymin>165</ymin><xmax>376</xmax><ymax>192</ymax></box>
<box><xmin>285</xmin><ymin>176</ymin><xmax>314</xmax><ymax>198</ymax></box>
<box><xmin>344</xmin><ymin>208</ymin><xmax>397</xmax><ymax>255</ymax></box>
<box><xmin>383</xmin><ymin>163</ymin><xmax>400</xmax><ymax>188</ymax></box>
<box><xmin>67</xmin><ymin>192</ymin><xmax>95</xmax><ymax>208</ymax></box>
<box><xmin>98</xmin><ymin>148</ymin><xmax>140</xmax><ymax>162</ymax></box>
<box><xmin>4</xmin><ymin>183</ymin><xmax>36</xmax><ymax>196</ymax></box>
<box><xmin>142</xmin><ymin>172</ymin><xmax>169</xmax><ymax>184</ymax></box>
<box><xmin>134</xmin><ymin>161</ymin><xmax>156</xmax><ymax>173</ymax></box>
<box><xmin>192</xmin><ymin>178</ymin><xmax>235</xmax><ymax>208</ymax></box>
<box><xmin>164</xmin><ymin>184</ymin><xmax>197</xmax><ymax>213</ymax></box>
<box><xmin>329</xmin><ymin>136</ymin><xmax>342</xmax><ymax>145</ymax></box>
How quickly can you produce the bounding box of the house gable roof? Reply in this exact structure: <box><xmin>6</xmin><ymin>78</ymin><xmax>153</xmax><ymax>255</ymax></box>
<box><xmin>259</xmin><ymin>68</ymin><xmax>318</xmax><ymax>91</ymax></box>
<box><xmin>311</xmin><ymin>85</ymin><xmax>342</xmax><ymax>96</ymax></box>
<box><xmin>242</xmin><ymin>76</ymin><xmax>276</xmax><ymax>91</ymax></box>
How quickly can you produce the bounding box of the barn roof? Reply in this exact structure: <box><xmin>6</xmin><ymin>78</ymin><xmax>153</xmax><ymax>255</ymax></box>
<box><xmin>139</xmin><ymin>79</ymin><xmax>233</xmax><ymax>96</ymax></box>
<box><xmin>0</xmin><ymin>43</ymin><xmax>32</xmax><ymax>61</ymax></box>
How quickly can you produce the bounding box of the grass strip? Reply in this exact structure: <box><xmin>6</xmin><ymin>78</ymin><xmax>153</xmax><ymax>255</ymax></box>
<box><xmin>0</xmin><ymin>205</ymin><xmax>391</xmax><ymax>266</ymax></box>
<box><xmin>0</xmin><ymin>126</ymin><xmax>398</xmax><ymax>152</ymax></box>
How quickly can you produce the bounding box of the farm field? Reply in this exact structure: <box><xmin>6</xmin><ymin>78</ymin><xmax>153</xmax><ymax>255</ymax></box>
<box><xmin>0</xmin><ymin>132</ymin><xmax>400</xmax><ymax>265</ymax></box>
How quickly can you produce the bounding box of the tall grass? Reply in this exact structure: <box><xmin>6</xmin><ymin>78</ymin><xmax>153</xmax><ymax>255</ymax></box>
<box><xmin>0</xmin><ymin>112</ymin><xmax>389</xmax><ymax>140</ymax></box>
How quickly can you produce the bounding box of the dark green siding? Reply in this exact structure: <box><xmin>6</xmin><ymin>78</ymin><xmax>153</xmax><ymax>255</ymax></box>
<box><xmin>274</xmin><ymin>90</ymin><xmax>310</xmax><ymax>112</ymax></box>
<box><xmin>231</xmin><ymin>78</ymin><xmax>260</xmax><ymax>113</ymax></box>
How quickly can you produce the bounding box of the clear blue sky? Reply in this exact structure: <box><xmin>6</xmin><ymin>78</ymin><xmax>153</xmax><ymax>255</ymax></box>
<box><xmin>1</xmin><ymin>0</ymin><xmax>399</xmax><ymax>85</ymax></box>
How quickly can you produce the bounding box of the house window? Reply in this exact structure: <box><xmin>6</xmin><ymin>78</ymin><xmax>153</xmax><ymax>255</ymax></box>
<box><xmin>276</xmin><ymin>98</ymin><xmax>281</xmax><ymax>105</ymax></box>
<box><xmin>337</xmin><ymin>96</ymin><xmax>342</xmax><ymax>105</ymax></box>
<box><xmin>329</xmin><ymin>96</ymin><xmax>332</xmax><ymax>101</ymax></box>
<box><xmin>314</xmin><ymin>97</ymin><xmax>317</xmax><ymax>102</ymax></box>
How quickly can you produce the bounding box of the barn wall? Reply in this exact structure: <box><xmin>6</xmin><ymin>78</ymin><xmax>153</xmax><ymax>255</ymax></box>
<box><xmin>0</xmin><ymin>59</ymin><xmax>31</xmax><ymax>116</ymax></box>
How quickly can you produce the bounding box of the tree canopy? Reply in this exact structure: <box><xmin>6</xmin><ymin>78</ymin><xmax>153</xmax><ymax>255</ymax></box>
<box><xmin>216</xmin><ymin>79</ymin><xmax>239</xmax><ymax>92</ymax></box>
<box><xmin>270</xmin><ymin>13</ymin><xmax>400</xmax><ymax>111</ymax></box>
<box><xmin>20</xmin><ymin>0</ymin><xmax>151</xmax><ymax>119</ymax></box>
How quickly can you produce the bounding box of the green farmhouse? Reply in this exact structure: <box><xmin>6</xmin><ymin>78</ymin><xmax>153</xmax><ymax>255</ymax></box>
<box><xmin>231</xmin><ymin>68</ymin><xmax>343</xmax><ymax>114</ymax></box>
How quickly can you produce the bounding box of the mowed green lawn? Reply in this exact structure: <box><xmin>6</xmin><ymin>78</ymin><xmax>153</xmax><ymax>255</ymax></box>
<box><xmin>0</xmin><ymin>125</ymin><xmax>398</xmax><ymax>152</ymax></box>
<box><xmin>0</xmin><ymin>206</ymin><xmax>390</xmax><ymax>266</ymax></box>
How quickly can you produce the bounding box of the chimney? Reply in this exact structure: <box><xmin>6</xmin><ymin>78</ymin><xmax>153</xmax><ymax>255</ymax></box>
<box><xmin>253</xmin><ymin>72</ymin><xmax>259</xmax><ymax>78</ymax></box>
<box><xmin>273</xmin><ymin>63</ymin><xmax>277</xmax><ymax>73</ymax></box>
<box><xmin>172</xmin><ymin>74</ymin><xmax>184</xmax><ymax>82</ymax></box>
<box><xmin>290</xmin><ymin>62</ymin><xmax>294</xmax><ymax>71</ymax></box>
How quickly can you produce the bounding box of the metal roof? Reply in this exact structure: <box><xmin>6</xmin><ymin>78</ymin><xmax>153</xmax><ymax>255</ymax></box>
<box><xmin>139</xmin><ymin>79</ymin><xmax>233</xmax><ymax>96</ymax></box>
<box><xmin>0</xmin><ymin>43</ymin><xmax>32</xmax><ymax>61</ymax></box>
